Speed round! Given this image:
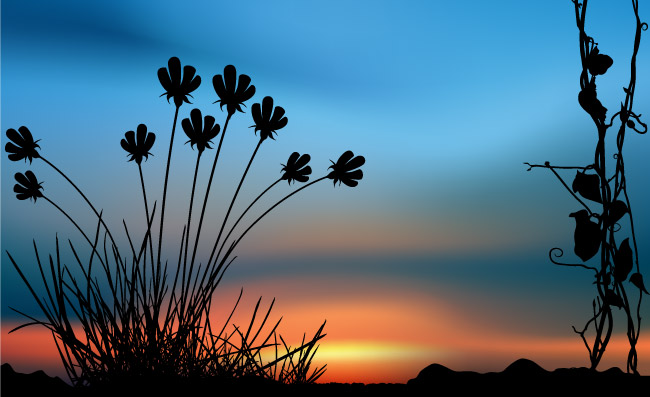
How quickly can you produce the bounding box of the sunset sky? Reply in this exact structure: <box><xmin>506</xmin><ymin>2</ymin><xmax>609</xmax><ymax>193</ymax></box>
<box><xmin>2</xmin><ymin>0</ymin><xmax>650</xmax><ymax>383</ymax></box>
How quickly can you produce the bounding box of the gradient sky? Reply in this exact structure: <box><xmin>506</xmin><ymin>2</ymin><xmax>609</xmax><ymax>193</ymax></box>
<box><xmin>2</xmin><ymin>0</ymin><xmax>650</xmax><ymax>383</ymax></box>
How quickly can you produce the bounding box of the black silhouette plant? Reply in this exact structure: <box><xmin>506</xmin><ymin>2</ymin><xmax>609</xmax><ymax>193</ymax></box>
<box><xmin>213</xmin><ymin>65</ymin><xmax>256</xmax><ymax>115</ymax></box>
<box><xmin>5</xmin><ymin>56</ymin><xmax>364</xmax><ymax>388</ymax></box>
<box><xmin>189</xmin><ymin>65</ymin><xmax>256</xmax><ymax>270</ymax></box>
<box><xmin>5</xmin><ymin>126</ymin><xmax>40</xmax><ymax>163</ymax></box>
<box><xmin>282</xmin><ymin>152</ymin><xmax>312</xmax><ymax>184</ymax></box>
<box><xmin>121</xmin><ymin>124</ymin><xmax>156</xmax><ymax>164</ymax></box>
<box><xmin>182</xmin><ymin>108</ymin><xmax>220</xmax><ymax>154</ymax></box>
<box><xmin>327</xmin><ymin>150</ymin><xmax>365</xmax><ymax>187</ymax></box>
<box><xmin>251</xmin><ymin>96</ymin><xmax>288</xmax><ymax>141</ymax></box>
<box><xmin>525</xmin><ymin>0</ymin><xmax>647</xmax><ymax>374</ymax></box>
<box><xmin>13</xmin><ymin>171</ymin><xmax>43</xmax><ymax>202</ymax></box>
<box><xmin>158</xmin><ymin>56</ymin><xmax>201</xmax><ymax>108</ymax></box>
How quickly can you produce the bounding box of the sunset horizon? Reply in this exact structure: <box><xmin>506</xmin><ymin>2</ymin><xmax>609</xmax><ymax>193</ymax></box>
<box><xmin>3</xmin><ymin>0</ymin><xmax>650</xmax><ymax>389</ymax></box>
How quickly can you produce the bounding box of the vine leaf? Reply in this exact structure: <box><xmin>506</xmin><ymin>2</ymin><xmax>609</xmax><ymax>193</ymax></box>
<box><xmin>586</xmin><ymin>47</ymin><xmax>613</xmax><ymax>76</ymax></box>
<box><xmin>613</xmin><ymin>238</ymin><xmax>633</xmax><ymax>282</ymax></box>
<box><xmin>605</xmin><ymin>289</ymin><xmax>624</xmax><ymax>308</ymax></box>
<box><xmin>570</xmin><ymin>210</ymin><xmax>601</xmax><ymax>262</ymax></box>
<box><xmin>630</xmin><ymin>273</ymin><xmax>649</xmax><ymax>295</ymax></box>
<box><xmin>606</xmin><ymin>200</ymin><xmax>628</xmax><ymax>226</ymax></box>
<box><xmin>578</xmin><ymin>81</ymin><xmax>607</xmax><ymax>122</ymax></box>
<box><xmin>572</xmin><ymin>171</ymin><xmax>602</xmax><ymax>203</ymax></box>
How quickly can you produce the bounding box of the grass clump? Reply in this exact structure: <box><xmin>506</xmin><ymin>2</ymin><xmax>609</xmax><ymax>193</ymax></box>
<box><xmin>4</xmin><ymin>58</ymin><xmax>364</xmax><ymax>388</ymax></box>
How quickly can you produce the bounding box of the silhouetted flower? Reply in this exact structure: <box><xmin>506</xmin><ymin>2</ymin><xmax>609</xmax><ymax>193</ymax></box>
<box><xmin>14</xmin><ymin>171</ymin><xmax>43</xmax><ymax>202</ymax></box>
<box><xmin>251</xmin><ymin>96</ymin><xmax>288</xmax><ymax>141</ymax></box>
<box><xmin>212</xmin><ymin>65</ymin><xmax>255</xmax><ymax>115</ymax></box>
<box><xmin>327</xmin><ymin>150</ymin><xmax>365</xmax><ymax>187</ymax></box>
<box><xmin>182</xmin><ymin>108</ymin><xmax>220</xmax><ymax>154</ymax></box>
<box><xmin>5</xmin><ymin>126</ymin><xmax>40</xmax><ymax>163</ymax></box>
<box><xmin>158</xmin><ymin>57</ymin><xmax>201</xmax><ymax>108</ymax></box>
<box><xmin>281</xmin><ymin>152</ymin><xmax>311</xmax><ymax>184</ymax></box>
<box><xmin>121</xmin><ymin>124</ymin><xmax>156</xmax><ymax>164</ymax></box>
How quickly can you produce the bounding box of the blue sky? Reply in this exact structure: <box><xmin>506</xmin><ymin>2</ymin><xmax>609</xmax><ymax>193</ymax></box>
<box><xmin>2</xmin><ymin>0</ymin><xmax>650</xmax><ymax>380</ymax></box>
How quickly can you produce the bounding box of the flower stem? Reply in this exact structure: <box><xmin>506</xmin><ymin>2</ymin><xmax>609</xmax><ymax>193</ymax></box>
<box><xmin>210</xmin><ymin>176</ymin><xmax>327</xmax><ymax>286</ymax></box>
<box><xmin>138</xmin><ymin>163</ymin><xmax>155</xmax><ymax>270</ymax></box>
<box><xmin>184</xmin><ymin>153</ymin><xmax>202</xmax><ymax>267</ymax></box>
<box><xmin>39</xmin><ymin>155</ymin><xmax>120</xmax><ymax>256</ymax></box>
<box><xmin>190</xmin><ymin>112</ymin><xmax>232</xmax><ymax>269</ymax></box>
<box><xmin>156</xmin><ymin>105</ymin><xmax>180</xmax><ymax>285</ymax></box>
<box><xmin>181</xmin><ymin>152</ymin><xmax>202</xmax><ymax>300</ymax></box>
<box><xmin>42</xmin><ymin>195</ymin><xmax>100</xmax><ymax>262</ymax></box>
<box><xmin>207</xmin><ymin>139</ymin><xmax>263</xmax><ymax>269</ymax></box>
<box><xmin>215</xmin><ymin>178</ymin><xmax>281</xmax><ymax>265</ymax></box>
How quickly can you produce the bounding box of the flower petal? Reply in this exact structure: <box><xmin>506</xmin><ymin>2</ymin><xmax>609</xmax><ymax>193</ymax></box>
<box><xmin>168</xmin><ymin>57</ymin><xmax>181</xmax><ymax>85</ymax></box>
<box><xmin>190</xmin><ymin>108</ymin><xmax>203</xmax><ymax>134</ymax></box>
<box><xmin>224</xmin><ymin>65</ymin><xmax>237</xmax><ymax>94</ymax></box>
<box><xmin>158</xmin><ymin>67</ymin><xmax>172</xmax><ymax>90</ymax></box>
<box><xmin>346</xmin><ymin>155</ymin><xmax>365</xmax><ymax>170</ymax></box>
<box><xmin>262</xmin><ymin>97</ymin><xmax>273</xmax><ymax>122</ymax></box>
<box><xmin>144</xmin><ymin>132</ymin><xmax>156</xmax><ymax>151</ymax></box>
<box><xmin>213</xmin><ymin>74</ymin><xmax>226</xmax><ymax>98</ymax></box>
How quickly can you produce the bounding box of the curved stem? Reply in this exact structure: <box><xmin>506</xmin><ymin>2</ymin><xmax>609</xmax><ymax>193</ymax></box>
<box><xmin>42</xmin><ymin>196</ymin><xmax>104</xmax><ymax>267</ymax></box>
<box><xmin>156</xmin><ymin>105</ymin><xmax>180</xmax><ymax>283</ymax></box>
<box><xmin>138</xmin><ymin>163</ymin><xmax>154</xmax><ymax>269</ymax></box>
<box><xmin>207</xmin><ymin>139</ymin><xmax>263</xmax><ymax>269</ymax></box>
<box><xmin>39</xmin><ymin>155</ymin><xmax>119</xmax><ymax>257</ymax></box>
<box><xmin>184</xmin><ymin>153</ymin><xmax>202</xmax><ymax>268</ymax></box>
<box><xmin>215</xmin><ymin>178</ymin><xmax>282</xmax><ymax>265</ymax></box>
<box><xmin>190</xmin><ymin>113</ymin><xmax>232</xmax><ymax>269</ymax></box>
<box><xmin>190</xmin><ymin>177</ymin><xmax>326</xmax><ymax>313</ymax></box>
<box><xmin>231</xmin><ymin>176</ymin><xmax>327</xmax><ymax>257</ymax></box>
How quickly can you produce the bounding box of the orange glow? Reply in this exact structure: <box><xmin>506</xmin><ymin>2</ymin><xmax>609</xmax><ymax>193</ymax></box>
<box><xmin>3</xmin><ymin>276</ymin><xmax>650</xmax><ymax>384</ymax></box>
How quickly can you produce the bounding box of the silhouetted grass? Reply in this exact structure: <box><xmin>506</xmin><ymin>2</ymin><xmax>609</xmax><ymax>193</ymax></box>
<box><xmin>4</xmin><ymin>58</ymin><xmax>364</xmax><ymax>388</ymax></box>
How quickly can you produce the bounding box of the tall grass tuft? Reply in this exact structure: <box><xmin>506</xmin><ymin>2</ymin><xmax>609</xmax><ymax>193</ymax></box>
<box><xmin>4</xmin><ymin>58</ymin><xmax>365</xmax><ymax>388</ymax></box>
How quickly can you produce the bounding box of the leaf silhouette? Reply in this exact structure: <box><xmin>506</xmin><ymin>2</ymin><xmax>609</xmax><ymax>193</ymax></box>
<box><xmin>569</xmin><ymin>210</ymin><xmax>601</xmax><ymax>262</ymax></box>
<box><xmin>630</xmin><ymin>273</ymin><xmax>649</xmax><ymax>295</ymax></box>
<box><xmin>578</xmin><ymin>81</ymin><xmax>607</xmax><ymax>122</ymax></box>
<box><xmin>572</xmin><ymin>171</ymin><xmax>601</xmax><ymax>203</ymax></box>
<box><xmin>613</xmin><ymin>238</ymin><xmax>633</xmax><ymax>282</ymax></box>
<box><xmin>606</xmin><ymin>200</ymin><xmax>628</xmax><ymax>226</ymax></box>
<box><xmin>605</xmin><ymin>289</ymin><xmax>624</xmax><ymax>308</ymax></box>
<box><xmin>586</xmin><ymin>47</ymin><xmax>613</xmax><ymax>76</ymax></box>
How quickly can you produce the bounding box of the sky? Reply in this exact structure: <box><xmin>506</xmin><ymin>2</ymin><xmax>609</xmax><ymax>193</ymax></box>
<box><xmin>2</xmin><ymin>0</ymin><xmax>650</xmax><ymax>384</ymax></box>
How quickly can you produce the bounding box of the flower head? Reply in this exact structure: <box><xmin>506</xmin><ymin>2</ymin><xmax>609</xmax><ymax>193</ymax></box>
<box><xmin>327</xmin><ymin>150</ymin><xmax>365</xmax><ymax>187</ymax></box>
<box><xmin>14</xmin><ymin>171</ymin><xmax>44</xmax><ymax>202</ymax></box>
<box><xmin>182</xmin><ymin>108</ymin><xmax>220</xmax><ymax>154</ymax></box>
<box><xmin>5</xmin><ymin>126</ymin><xmax>40</xmax><ymax>163</ymax></box>
<box><xmin>212</xmin><ymin>65</ymin><xmax>255</xmax><ymax>115</ymax></box>
<box><xmin>281</xmin><ymin>152</ymin><xmax>311</xmax><ymax>184</ymax></box>
<box><xmin>121</xmin><ymin>124</ymin><xmax>156</xmax><ymax>164</ymax></box>
<box><xmin>158</xmin><ymin>57</ymin><xmax>201</xmax><ymax>108</ymax></box>
<box><xmin>251</xmin><ymin>96</ymin><xmax>288</xmax><ymax>141</ymax></box>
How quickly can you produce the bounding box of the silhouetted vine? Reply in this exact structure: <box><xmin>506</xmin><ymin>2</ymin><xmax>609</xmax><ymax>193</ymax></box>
<box><xmin>526</xmin><ymin>0</ymin><xmax>647</xmax><ymax>374</ymax></box>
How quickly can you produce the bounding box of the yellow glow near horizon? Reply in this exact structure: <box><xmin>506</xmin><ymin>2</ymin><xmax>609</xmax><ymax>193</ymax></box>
<box><xmin>313</xmin><ymin>341</ymin><xmax>444</xmax><ymax>361</ymax></box>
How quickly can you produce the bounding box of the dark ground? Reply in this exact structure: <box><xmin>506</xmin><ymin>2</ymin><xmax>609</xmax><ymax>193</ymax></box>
<box><xmin>3</xmin><ymin>359</ymin><xmax>649</xmax><ymax>396</ymax></box>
